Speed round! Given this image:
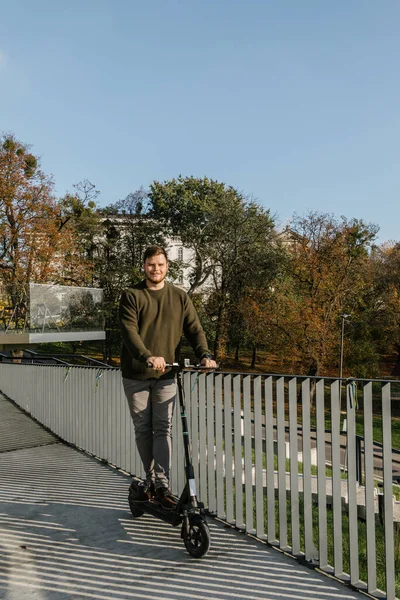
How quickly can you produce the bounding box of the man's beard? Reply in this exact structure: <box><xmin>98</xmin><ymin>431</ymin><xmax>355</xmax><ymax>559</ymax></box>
<box><xmin>146</xmin><ymin>273</ymin><xmax>166</xmax><ymax>284</ymax></box>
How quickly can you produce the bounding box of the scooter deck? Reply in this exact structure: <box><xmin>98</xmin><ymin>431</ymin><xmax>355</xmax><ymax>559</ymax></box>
<box><xmin>139</xmin><ymin>497</ymin><xmax>183</xmax><ymax>526</ymax></box>
<box><xmin>128</xmin><ymin>482</ymin><xmax>181</xmax><ymax>525</ymax></box>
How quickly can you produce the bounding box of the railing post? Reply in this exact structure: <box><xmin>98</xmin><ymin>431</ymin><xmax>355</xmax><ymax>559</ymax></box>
<box><xmin>355</xmin><ymin>434</ymin><xmax>362</xmax><ymax>485</ymax></box>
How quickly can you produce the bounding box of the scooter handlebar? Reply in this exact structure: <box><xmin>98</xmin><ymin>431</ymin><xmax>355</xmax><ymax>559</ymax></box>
<box><xmin>146</xmin><ymin>361</ymin><xmax>218</xmax><ymax>371</ymax></box>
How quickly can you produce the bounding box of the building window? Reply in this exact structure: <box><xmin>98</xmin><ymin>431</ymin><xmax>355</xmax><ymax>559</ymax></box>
<box><xmin>178</xmin><ymin>247</ymin><xmax>183</xmax><ymax>261</ymax></box>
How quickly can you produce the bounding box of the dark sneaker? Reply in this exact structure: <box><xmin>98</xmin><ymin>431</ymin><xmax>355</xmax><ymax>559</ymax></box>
<box><xmin>155</xmin><ymin>487</ymin><xmax>177</xmax><ymax>510</ymax></box>
<box><xmin>134</xmin><ymin>481</ymin><xmax>155</xmax><ymax>502</ymax></box>
<box><xmin>145</xmin><ymin>482</ymin><xmax>156</xmax><ymax>500</ymax></box>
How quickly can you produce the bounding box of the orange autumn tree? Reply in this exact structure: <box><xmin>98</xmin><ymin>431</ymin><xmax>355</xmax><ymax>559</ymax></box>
<box><xmin>368</xmin><ymin>242</ymin><xmax>400</xmax><ymax>374</ymax></box>
<box><xmin>55</xmin><ymin>179</ymin><xmax>100</xmax><ymax>286</ymax></box>
<box><xmin>0</xmin><ymin>134</ymin><xmax>56</xmax><ymax>324</ymax></box>
<box><xmin>271</xmin><ymin>212</ymin><xmax>378</xmax><ymax>376</ymax></box>
<box><xmin>0</xmin><ymin>134</ymin><xmax>96</xmax><ymax>329</ymax></box>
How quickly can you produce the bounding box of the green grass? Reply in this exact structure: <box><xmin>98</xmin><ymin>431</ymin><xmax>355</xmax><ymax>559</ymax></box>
<box><xmin>355</xmin><ymin>414</ymin><xmax>400</xmax><ymax>450</ymax></box>
<box><xmin>394</xmin><ymin>485</ymin><xmax>400</xmax><ymax>501</ymax></box>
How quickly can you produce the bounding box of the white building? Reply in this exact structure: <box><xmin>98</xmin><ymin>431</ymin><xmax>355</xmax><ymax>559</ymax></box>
<box><xmin>164</xmin><ymin>237</ymin><xmax>195</xmax><ymax>291</ymax></box>
<box><xmin>98</xmin><ymin>214</ymin><xmax>197</xmax><ymax>292</ymax></box>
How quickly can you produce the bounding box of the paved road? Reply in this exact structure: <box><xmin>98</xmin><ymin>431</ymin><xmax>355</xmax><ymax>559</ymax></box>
<box><xmin>251</xmin><ymin>415</ymin><xmax>400</xmax><ymax>481</ymax></box>
<box><xmin>0</xmin><ymin>394</ymin><xmax>368</xmax><ymax>600</ymax></box>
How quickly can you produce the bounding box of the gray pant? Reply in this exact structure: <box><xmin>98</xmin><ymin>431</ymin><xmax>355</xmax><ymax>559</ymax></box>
<box><xmin>123</xmin><ymin>377</ymin><xmax>177</xmax><ymax>489</ymax></box>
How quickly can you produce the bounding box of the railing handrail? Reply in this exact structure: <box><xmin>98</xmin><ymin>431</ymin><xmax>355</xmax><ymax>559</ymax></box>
<box><xmin>2</xmin><ymin>360</ymin><xmax>400</xmax><ymax>384</ymax></box>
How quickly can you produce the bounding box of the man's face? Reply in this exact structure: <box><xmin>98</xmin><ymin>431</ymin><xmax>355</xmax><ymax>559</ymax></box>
<box><xmin>143</xmin><ymin>253</ymin><xmax>168</xmax><ymax>284</ymax></box>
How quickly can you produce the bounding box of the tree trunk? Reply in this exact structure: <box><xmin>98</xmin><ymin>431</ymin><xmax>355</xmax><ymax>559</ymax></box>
<box><xmin>235</xmin><ymin>343</ymin><xmax>240</xmax><ymax>361</ymax></box>
<box><xmin>213</xmin><ymin>303</ymin><xmax>226</xmax><ymax>362</ymax></box>
<box><xmin>307</xmin><ymin>359</ymin><xmax>319</xmax><ymax>408</ymax></box>
<box><xmin>251</xmin><ymin>345</ymin><xmax>257</xmax><ymax>369</ymax></box>
<box><xmin>391</xmin><ymin>345</ymin><xmax>400</xmax><ymax>376</ymax></box>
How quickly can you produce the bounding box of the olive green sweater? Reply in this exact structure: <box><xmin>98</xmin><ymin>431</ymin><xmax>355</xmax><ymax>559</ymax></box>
<box><xmin>119</xmin><ymin>280</ymin><xmax>210</xmax><ymax>380</ymax></box>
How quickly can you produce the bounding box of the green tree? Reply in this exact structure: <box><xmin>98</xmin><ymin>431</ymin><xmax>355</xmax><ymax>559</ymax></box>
<box><xmin>94</xmin><ymin>189</ymin><xmax>167</xmax><ymax>362</ymax></box>
<box><xmin>149</xmin><ymin>176</ymin><xmax>283</xmax><ymax>359</ymax></box>
<box><xmin>149</xmin><ymin>176</ymin><xmax>227</xmax><ymax>294</ymax></box>
<box><xmin>202</xmin><ymin>193</ymin><xmax>282</xmax><ymax>359</ymax></box>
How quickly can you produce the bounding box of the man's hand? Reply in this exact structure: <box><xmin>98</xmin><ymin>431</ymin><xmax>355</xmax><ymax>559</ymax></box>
<box><xmin>147</xmin><ymin>356</ymin><xmax>166</xmax><ymax>371</ymax></box>
<box><xmin>200</xmin><ymin>357</ymin><xmax>217</xmax><ymax>369</ymax></box>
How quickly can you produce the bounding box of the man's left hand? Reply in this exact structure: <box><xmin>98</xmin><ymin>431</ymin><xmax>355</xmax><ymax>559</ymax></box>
<box><xmin>200</xmin><ymin>357</ymin><xmax>217</xmax><ymax>369</ymax></box>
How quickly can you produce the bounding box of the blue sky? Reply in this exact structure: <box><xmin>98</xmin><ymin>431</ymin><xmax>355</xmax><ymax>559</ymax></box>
<box><xmin>1</xmin><ymin>0</ymin><xmax>399</xmax><ymax>243</ymax></box>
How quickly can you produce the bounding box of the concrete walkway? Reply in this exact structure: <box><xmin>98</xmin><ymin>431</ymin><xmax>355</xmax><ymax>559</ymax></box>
<box><xmin>0</xmin><ymin>394</ymin><xmax>368</xmax><ymax>600</ymax></box>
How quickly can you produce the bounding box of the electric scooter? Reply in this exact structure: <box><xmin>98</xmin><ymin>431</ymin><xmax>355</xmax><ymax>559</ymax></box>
<box><xmin>128</xmin><ymin>361</ymin><xmax>213</xmax><ymax>558</ymax></box>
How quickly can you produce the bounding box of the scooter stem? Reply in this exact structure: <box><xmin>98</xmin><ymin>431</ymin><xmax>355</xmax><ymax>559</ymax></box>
<box><xmin>176</xmin><ymin>369</ymin><xmax>198</xmax><ymax>507</ymax></box>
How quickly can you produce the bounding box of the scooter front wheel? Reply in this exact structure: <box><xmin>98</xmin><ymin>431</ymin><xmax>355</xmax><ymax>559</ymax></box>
<box><xmin>182</xmin><ymin>515</ymin><xmax>210</xmax><ymax>558</ymax></box>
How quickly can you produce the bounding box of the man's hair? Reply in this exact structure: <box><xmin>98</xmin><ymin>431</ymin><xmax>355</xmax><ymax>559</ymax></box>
<box><xmin>143</xmin><ymin>246</ymin><xmax>168</xmax><ymax>263</ymax></box>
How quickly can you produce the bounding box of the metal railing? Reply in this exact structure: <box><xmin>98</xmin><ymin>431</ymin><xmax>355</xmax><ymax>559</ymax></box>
<box><xmin>0</xmin><ymin>363</ymin><xmax>398</xmax><ymax>599</ymax></box>
<box><xmin>0</xmin><ymin>283</ymin><xmax>104</xmax><ymax>334</ymax></box>
<box><xmin>0</xmin><ymin>350</ymin><xmax>109</xmax><ymax>367</ymax></box>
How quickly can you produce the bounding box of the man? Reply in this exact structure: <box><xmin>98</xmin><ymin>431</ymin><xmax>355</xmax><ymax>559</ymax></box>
<box><xmin>119</xmin><ymin>245</ymin><xmax>216</xmax><ymax>509</ymax></box>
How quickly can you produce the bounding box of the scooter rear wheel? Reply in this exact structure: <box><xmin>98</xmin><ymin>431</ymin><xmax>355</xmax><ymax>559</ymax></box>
<box><xmin>128</xmin><ymin>483</ymin><xmax>145</xmax><ymax>518</ymax></box>
<box><xmin>183</xmin><ymin>515</ymin><xmax>210</xmax><ymax>558</ymax></box>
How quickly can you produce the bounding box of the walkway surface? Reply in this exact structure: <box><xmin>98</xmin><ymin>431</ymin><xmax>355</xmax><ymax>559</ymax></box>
<box><xmin>0</xmin><ymin>394</ymin><xmax>368</xmax><ymax>600</ymax></box>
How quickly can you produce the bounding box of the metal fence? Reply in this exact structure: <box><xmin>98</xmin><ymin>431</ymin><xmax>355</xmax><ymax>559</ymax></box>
<box><xmin>0</xmin><ymin>363</ymin><xmax>398</xmax><ymax>599</ymax></box>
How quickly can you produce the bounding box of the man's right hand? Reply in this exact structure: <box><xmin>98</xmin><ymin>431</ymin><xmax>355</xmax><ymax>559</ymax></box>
<box><xmin>147</xmin><ymin>356</ymin><xmax>166</xmax><ymax>371</ymax></box>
